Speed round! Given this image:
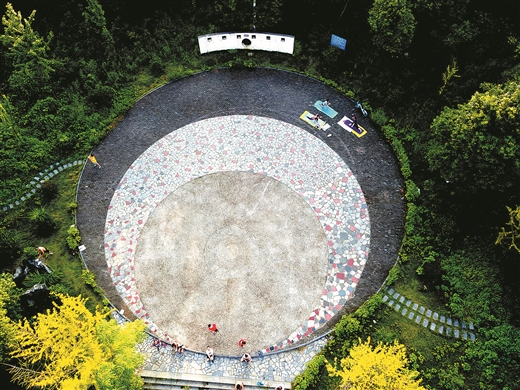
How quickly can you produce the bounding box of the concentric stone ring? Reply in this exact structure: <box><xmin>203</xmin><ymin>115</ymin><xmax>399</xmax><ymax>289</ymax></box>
<box><xmin>77</xmin><ymin>68</ymin><xmax>405</xmax><ymax>363</ymax></box>
<box><xmin>104</xmin><ymin>115</ymin><xmax>370</xmax><ymax>354</ymax></box>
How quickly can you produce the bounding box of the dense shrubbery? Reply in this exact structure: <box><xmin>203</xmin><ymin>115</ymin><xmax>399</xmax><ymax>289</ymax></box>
<box><xmin>66</xmin><ymin>225</ymin><xmax>81</xmax><ymax>252</ymax></box>
<box><xmin>28</xmin><ymin>206</ymin><xmax>58</xmax><ymax>236</ymax></box>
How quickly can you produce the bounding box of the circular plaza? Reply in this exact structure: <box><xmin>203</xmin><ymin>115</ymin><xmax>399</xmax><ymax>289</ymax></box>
<box><xmin>77</xmin><ymin>68</ymin><xmax>405</xmax><ymax>357</ymax></box>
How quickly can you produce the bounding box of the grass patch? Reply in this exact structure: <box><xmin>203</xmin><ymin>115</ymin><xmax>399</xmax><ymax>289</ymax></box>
<box><xmin>1</xmin><ymin>165</ymin><xmax>104</xmax><ymax>312</ymax></box>
<box><xmin>375</xmin><ymin>308</ymin><xmax>447</xmax><ymax>362</ymax></box>
<box><xmin>132</xmin><ymin>60</ymin><xmax>207</xmax><ymax>101</ymax></box>
<box><xmin>133</xmin><ymin>71</ymin><xmax>170</xmax><ymax>98</ymax></box>
<box><xmin>393</xmin><ymin>260</ymin><xmax>449</xmax><ymax>315</ymax></box>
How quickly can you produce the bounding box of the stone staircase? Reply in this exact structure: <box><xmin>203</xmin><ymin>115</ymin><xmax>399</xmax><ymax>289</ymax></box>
<box><xmin>141</xmin><ymin>370</ymin><xmax>292</xmax><ymax>390</ymax></box>
<box><xmin>383</xmin><ymin>287</ymin><xmax>476</xmax><ymax>340</ymax></box>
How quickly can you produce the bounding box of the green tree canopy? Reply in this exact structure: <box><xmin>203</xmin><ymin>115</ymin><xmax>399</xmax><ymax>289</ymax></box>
<box><xmin>93</xmin><ymin>319</ymin><xmax>148</xmax><ymax>390</ymax></box>
<box><xmin>214</xmin><ymin>0</ymin><xmax>254</xmax><ymax>30</ymax></box>
<box><xmin>368</xmin><ymin>0</ymin><xmax>416</xmax><ymax>55</ymax></box>
<box><xmin>213</xmin><ymin>0</ymin><xmax>282</xmax><ymax>31</ymax></box>
<box><xmin>496</xmin><ymin>205</ymin><xmax>520</xmax><ymax>253</ymax></box>
<box><xmin>426</xmin><ymin>80</ymin><xmax>520</xmax><ymax>193</ymax></box>
<box><xmin>462</xmin><ymin>324</ymin><xmax>520</xmax><ymax>389</ymax></box>
<box><xmin>0</xmin><ymin>3</ymin><xmax>55</xmax><ymax>102</ymax></box>
<box><xmin>78</xmin><ymin>0</ymin><xmax>115</xmax><ymax>62</ymax></box>
<box><xmin>0</xmin><ymin>94</ymin><xmax>49</xmax><ymax>198</ymax></box>
<box><xmin>255</xmin><ymin>0</ymin><xmax>283</xmax><ymax>30</ymax></box>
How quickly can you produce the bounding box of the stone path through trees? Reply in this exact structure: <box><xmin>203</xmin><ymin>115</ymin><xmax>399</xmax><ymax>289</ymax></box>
<box><xmin>383</xmin><ymin>287</ymin><xmax>476</xmax><ymax>341</ymax></box>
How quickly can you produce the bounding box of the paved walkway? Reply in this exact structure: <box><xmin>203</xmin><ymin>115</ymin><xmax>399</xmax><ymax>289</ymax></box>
<box><xmin>138</xmin><ymin>333</ymin><xmax>327</xmax><ymax>385</ymax></box>
<box><xmin>77</xmin><ymin>68</ymin><xmax>405</xmax><ymax>382</ymax></box>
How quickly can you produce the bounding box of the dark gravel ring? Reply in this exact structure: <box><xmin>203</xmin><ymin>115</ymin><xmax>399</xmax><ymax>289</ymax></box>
<box><xmin>76</xmin><ymin>67</ymin><xmax>405</xmax><ymax>341</ymax></box>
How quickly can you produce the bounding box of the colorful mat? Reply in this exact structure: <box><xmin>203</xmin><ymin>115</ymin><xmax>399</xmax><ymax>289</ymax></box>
<box><xmin>337</xmin><ymin>116</ymin><xmax>367</xmax><ymax>138</ymax></box>
<box><xmin>300</xmin><ymin>111</ymin><xmax>331</xmax><ymax>130</ymax></box>
<box><xmin>314</xmin><ymin>101</ymin><xmax>338</xmax><ymax>118</ymax></box>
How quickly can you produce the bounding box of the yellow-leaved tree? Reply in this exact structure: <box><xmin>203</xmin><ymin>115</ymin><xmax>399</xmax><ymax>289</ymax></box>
<box><xmin>327</xmin><ymin>337</ymin><xmax>425</xmax><ymax>390</ymax></box>
<box><xmin>496</xmin><ymin>205</ymin><xmax>520</xmax><ymax>253</ymax></box>
<box><xmin>0</xmin><ymin>273</ymin><xmax>19</xmax><ymax>364</ymax></box>
<box><xmin>7</xmin><ymin>293</ymin><xmax>146</xmax><ymax>390</ymax></box>
<box><xmin>93</xmin><ymin>319</ymin><xmax>148</xmax><ymax>390</ymax></box>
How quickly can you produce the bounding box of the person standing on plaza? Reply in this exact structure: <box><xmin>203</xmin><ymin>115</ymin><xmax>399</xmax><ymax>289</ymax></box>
<box><xmin>208</xmin><ymin>323</ymin><xmax>219</xmax><ymax>333</ymax></box>
<box><xmin>351</xmin><ymin>113</ymin><xmax>358</xmax><ymax>129</ymax></box>
<box><xmin>234</xmin><ymin>381</ymin><xmax>245</xmax><ymax>389</ymax></box>
<box><xmin>238</xmin><ymin>338</ymin><xmax>246</xmax><ymax>347</ymax></box>
<box><xmin>88</xmin><ymin>153</ymin><xmax>101</xmax><ymax>169</ymax></box>
<box><xmin>206</xmin><ymin>345</ymin><xmax>215</xmax><ymax>362</ymax></box>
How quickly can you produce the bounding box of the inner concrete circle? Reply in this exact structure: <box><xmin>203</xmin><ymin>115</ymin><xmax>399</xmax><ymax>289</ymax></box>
<box><xmin>135</xmin><ymin>171</ymin><xmax>329</xmax><ymax>355</ymax></box>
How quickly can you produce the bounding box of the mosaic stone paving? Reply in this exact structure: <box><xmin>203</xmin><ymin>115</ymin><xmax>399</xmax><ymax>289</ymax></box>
<box><xmin>104</xmin><ymin>115</ymin><xmax>370</xmax><ymax>354</ymax></box>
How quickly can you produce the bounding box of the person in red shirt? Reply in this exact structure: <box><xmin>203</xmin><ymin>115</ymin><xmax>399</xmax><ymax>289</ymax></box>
<box><xmin>238</xmin><ymin>338</ymin><xmax>247</xmax><ymax>347</ymax></box>
<box><xmin>208</xmin><ymin>323</ymin><xmax>218</xmax><ymax>333</ymax></box>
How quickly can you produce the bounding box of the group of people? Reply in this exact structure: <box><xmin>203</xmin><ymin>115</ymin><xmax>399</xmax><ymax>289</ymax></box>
<box><xmin>152</xmin><ymin>334</ymin><xmax>275</xmax><ymax>388</ymax></box>
<box><xmin>153</xmin><ymin>338</ymin><xmax>186</xmax><ymax>353</ymax></box>
<box><xmin>152</xmin><ymin>324</ymin><xmax>254</xmax><ymax>365</ymax></box>
<box><xmin>205</xmin><ymin>324</ymin><xmax>253</xmax><ymax>365</ymax></box>
<box><xmin>204</xmin><ymin>349</ymin><xmax>250</xmax><ymax>364</ymax></box>
<box><xmin>317</xmin><ymin>98</ymin><xmax>361</xmax><ymax>131</ymax></box>
<box><xmin>308</xmin><ymin>97</ymin><xmax>331</xmax><ymax>128</ymax></box>
<box><xmin>152</xmin><ymin>339</ymin><xmax>167</xmax><ymax>350</ymax></box>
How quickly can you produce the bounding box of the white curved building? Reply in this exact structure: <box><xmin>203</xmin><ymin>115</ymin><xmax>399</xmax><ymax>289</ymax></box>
<box><xmin>198</xmin><ymin>32</ymin><xmax>295</xmax><ymax>54</ymax></box>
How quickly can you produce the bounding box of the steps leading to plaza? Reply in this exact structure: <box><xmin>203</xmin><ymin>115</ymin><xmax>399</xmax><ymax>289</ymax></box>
<box><xmin>140</xmin><ymin>370</ymin><xmax>292</xmax><ymax>390</ymax></box>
